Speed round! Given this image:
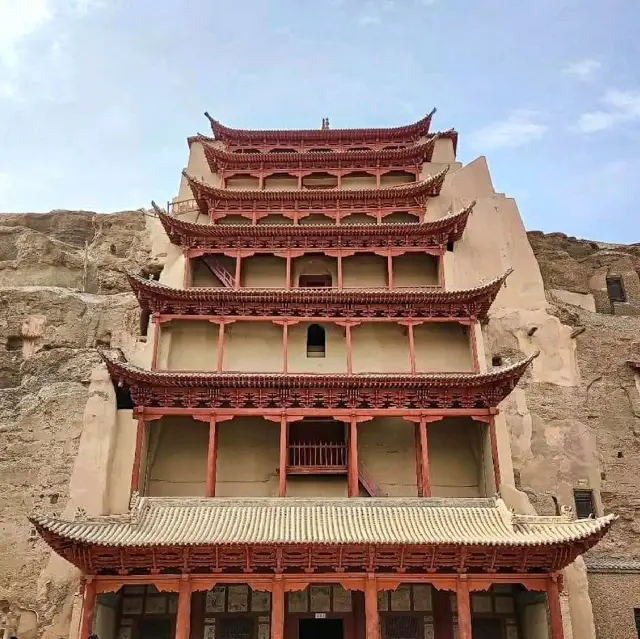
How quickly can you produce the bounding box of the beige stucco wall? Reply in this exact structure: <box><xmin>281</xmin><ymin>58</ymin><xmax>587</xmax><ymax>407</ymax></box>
<box><xmin>144</xmin><ymin>417</ymin><xmax>208</xmax><ymax>497</ymax></box>
<box><xmin>215</xmin><ymin>418</ymin><xmax>280</xmax><ymax>497</ymax></box>
<box><xmin>343</xmin><ymin>254</ymin><xmax>387</xmax><ymax>288</ymax></box>
<box><xmin>393</xmin><ymin>253</ymin><xmax>438</xmax><ymax>287</ymax></box>
<box><xmin>162</xmin><ymin>320</ymin><xmax>219</xmax><ymax>371</ymax></box>
<box><xmin>175</xmin><ymin>142</ymin><xmax>218</xmax><ymax>202</ymax></box>
<box><xmin>287</xmin><ymin>322</ymin><xmax>347</xmax><ymax>373</ymax></box>
<box><xmin>352</xmin><ymin>323</ymin><xmax>409</xmax><ymax>373</ymax></box>
<box><xmin>243</xmin><ymin>255</ymin><xmax>286</xmax><ymax>287</ymax></box>
<box><xmin>107</xmin><ymin>409</ymin><xmax>137</xmax><ymax>514</ymax></box>
<box><xmin>359</xmin><ymin>418</ymin><xmax>418</xmax><ymax>496</ymax></box>
<box><xmin>224</xmin><ymin>321</ymin><xmax>282</xmax><ymax>372</ymax></box>
<box><xmin>428</xmin><ymin>418</ymin><xmax>490</xmax><ymax>497</ymax></box>
<box><xmin>414</xmin><ymin>324</ymin><xmax>472</xmax><ymax>372</ymax></box>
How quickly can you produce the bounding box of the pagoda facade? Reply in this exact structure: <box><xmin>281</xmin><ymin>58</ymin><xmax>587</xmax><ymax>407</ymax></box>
<box><xmin>33</xmin><ymin>113</ymin><xmax>613</xmax><ymax>639</ymax></box>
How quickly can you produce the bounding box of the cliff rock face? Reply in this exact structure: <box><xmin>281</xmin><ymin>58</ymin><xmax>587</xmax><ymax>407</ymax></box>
<box><xmin>0</xmin><ymin>211</ymin><xmax>162</xmax><ymax>639</ymax></box>
<box><xmin>0</xmin><ymin>211</ymin><xmax>638</xmax><ymax>638</ymax></box>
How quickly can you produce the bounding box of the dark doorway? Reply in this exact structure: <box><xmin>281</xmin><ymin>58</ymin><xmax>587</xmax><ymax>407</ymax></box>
<box><xmin>472</xmin><ymin>617</ymin><xmax>504</xmax><ymax>638</ymax></box>
<box><xmin>299</xmin><ymin>618</ymin><xmax>344</xmax><ymax>639</ymax></box>
<box><xmin>138</xmin><ymin>618</ymin><xmax>173</xmax><ymax>639</ymax></box>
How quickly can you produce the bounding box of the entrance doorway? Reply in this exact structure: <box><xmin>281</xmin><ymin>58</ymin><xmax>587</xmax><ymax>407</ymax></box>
<box><xmin>138</xmin><ymin>618</ymin><xmax>173</xmax><ymax>639</ymax></box>
<box><xmin>472</xmin><ymin>617</ymin><xmax>504</xmax><ymax>638</ymax></box>
<box><xmin>299</xmin><ymin>618</ymin><xmax>344</xmax><ymax>639</ymax></box>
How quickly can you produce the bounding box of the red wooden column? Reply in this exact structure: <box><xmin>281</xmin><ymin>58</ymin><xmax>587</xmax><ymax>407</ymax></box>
<box><xmin>345</xmin><ymin>323</ymin><xmax>353</xmax><ymax>374</ymax></box>
<box><xmin>151</xmin><ymin>313</ymin><xmax>161</xmax><ymax>370</ymax></box>
<box><xmin>337</xmin><ymin>254</ymin><xmax>343</xmax><ymax>289</ymax></box>
<box><xmin>488</xmin><ymin>415</ymin><xmax>502</xmax><ymax>490</ymax></box>
<box><xmin>468</xmin><ymin>320</ymin><xmax>480</xmax><ymax>372</ymax></box>
<box><xmin>547</xmin><ymin>574</ymin><xmax>565</xmax><ymax>639</ymax></box>
<box><xmin>79</xmin><ymin>578</ymin><xmax>96</xmax><ymax>639</ymax></box>
<box><xmin>282</xmin><ymin>322</ymin><xmax>289</xmax><ymax>373</ymax></box>
<box><xmin>285</xmin><ymin>254</ymin><xmax>292</xmax><ymax>289</ymax></box>
<box><xmin>206</xmin><ymin>416</ymin><xmax>218</xmax><ymax>497</ymax></box>
<box><xmin>216</xmin><ymin>322</ymin><xmax>226</xmax><ymax>372</ymax></box>
<box><xmin>387</xmin><ymin>253</ymin><xmax>394</xmax><ymax>289</ymax></box>
<box><xmin>414</xmin><ymin>417</ymin><xmax>431</xmax><ymax>497</ymax></box>
<box><xmin>130</xmin><ymin>414</ymin><xmax>145</xmax><ymax>495</ymax></box>
<box><xmin>432</xmin><ymin>589</ymin><xmax>454</xmax><ymax>639</ymax></box>
<box><xmin>234</xmin><ymin>252</ymin><xmax>242</xmax><ymax>289</ymax></box>
<box><xmin>175</xmin><ymin>577</ymin><xmax>192</xmax><ymax>639</ymax></box>
<box><xmin>183</xmin><ymin>252</ymin><xmax>191</xmax><ymax>288</ymax></box>
<box><xmin>407</xmin><ymin>322</ymin><xmax>416</xmax><ymax>374</ymax></box>
<box><xmin>364</xmin><ymin>575</ymin><xmax>379</xmax><ymax>639</ymax></box>
<box><xmin>279</xmin><ymin>415</ymin><xmax>288</xmax><ymax>497</ymax></box>
<box><xmin>348</xmin><ymin>417</ymin><xmax>359</xmax><ymax>497</ymax></box>
<box><xmin>271</xmin><ymin>575</ymin><xmax>285</xmax><ymax>639</ymax></box>
<box><xmin>456</xmin><ymin>576</ymin><xmax>472</xmax><ymax>639</ymax></box>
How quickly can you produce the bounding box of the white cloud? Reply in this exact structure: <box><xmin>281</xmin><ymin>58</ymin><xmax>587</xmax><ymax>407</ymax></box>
<box><xmin>573</xmin><ymin>89</ymin><xmax>640</xmax><ymax>133</ymax></box>
<box><xmin>0</xmin><ymin>0</ymin><xmax>103</xmax><ymax>103</ymax></box>
<box><xmin>357</xmin><ymin>0</ymin><xmax>395</xmax><ymax>26</ymax></box>
<box><xmin>470</xmin><ymin>110</ymin><xmax>549</xmax><ymax>150</ymax></box>
<box><xmin>563</xmin><ymin>58</ymin><xmax>601</xmax><ymax>80</ymax></box>
<box><xmin>0</xmin><ymin>0</ymin><xmax>53</xmax><ymax>68</ymax></box>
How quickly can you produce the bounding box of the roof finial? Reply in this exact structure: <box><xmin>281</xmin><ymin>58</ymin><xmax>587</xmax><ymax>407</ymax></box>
<box><xmin>321</xmin><ymin>117</ymin><xmax>330</xmax><ymax>130</ymax></box>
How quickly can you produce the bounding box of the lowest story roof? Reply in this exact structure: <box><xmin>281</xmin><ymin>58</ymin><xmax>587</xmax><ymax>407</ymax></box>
<box><xmin>126</xmin><ymin>269</ymin><xmax>512</xmax><ymax>321</ymax></box>
<box><xmin>205</xmin><ymin>110</ymin><xmax>437</xmax><ymax>144</ymax></box>
<box><xmin>32</xmin><ymin>496</ymin><xmax>614</xmax><ymax>548</ymax></box>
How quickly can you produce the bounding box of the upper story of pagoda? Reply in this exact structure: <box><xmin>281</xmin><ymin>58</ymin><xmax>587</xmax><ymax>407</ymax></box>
<box><xmin>202</xmin><ymin>110</ymin><xmax>458</xmax><ymax>153</ymax></box>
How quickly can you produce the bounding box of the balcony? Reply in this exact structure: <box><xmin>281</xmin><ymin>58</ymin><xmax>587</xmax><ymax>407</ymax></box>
<box><xmin>287</xmin><ymin>441</ymin><xmax>347</xmax><ymax>474</ymax></box>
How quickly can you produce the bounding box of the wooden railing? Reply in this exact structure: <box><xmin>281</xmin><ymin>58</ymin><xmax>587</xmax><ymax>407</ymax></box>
<box><xmin>287</xmin><ymin>442</ymin><xmax>347</xmax><ymax>473</ymax></box>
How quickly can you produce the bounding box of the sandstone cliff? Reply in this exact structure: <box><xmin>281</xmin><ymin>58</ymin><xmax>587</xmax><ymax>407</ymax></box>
<box><xmin>0</xmin><ymin>210</ymin><xmax>161</xmax><ymax>639</ymax></box>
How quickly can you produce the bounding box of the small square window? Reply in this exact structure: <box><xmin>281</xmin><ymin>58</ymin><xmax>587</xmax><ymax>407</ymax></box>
<box><xmin>574</xmin><ymin>489</ymin><xmax>596</xmax><ymax>519</ymax></box>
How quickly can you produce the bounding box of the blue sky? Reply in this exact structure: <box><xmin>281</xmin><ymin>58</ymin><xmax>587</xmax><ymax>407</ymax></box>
<box><xmin>0</xmin><ymin>0</ymin><xmax>639</xmax><ymax>242</ymax></box>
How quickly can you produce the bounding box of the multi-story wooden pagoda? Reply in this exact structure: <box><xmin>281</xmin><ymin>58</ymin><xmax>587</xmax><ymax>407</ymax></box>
<box><xmin>33</xmin><ymin>113</ymin><xmax>614</xmax><ymax>639</ymax></box>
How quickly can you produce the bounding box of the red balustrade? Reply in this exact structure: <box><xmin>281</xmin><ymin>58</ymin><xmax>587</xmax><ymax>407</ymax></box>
<box><xmin>287</xmin><ymin>441</ymin><xmax>347</xmax><ymax>473</ymax></box>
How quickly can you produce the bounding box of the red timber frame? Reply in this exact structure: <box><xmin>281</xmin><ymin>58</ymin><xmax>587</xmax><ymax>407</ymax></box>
<box><xmin>173</xmin><ymin>169</ymin><xmax>448</xmax><ymax>223</ymax></box>
<box><xmin>191</xmin><ymin>134</ymin><xmax>455</xmax><ymax>187</ymax></box>
<box><xmin>110</xmin><ymin>344</ymin><xmax>533</xmax><ymax>500</ymax></box>
<box><xmin>71</xmin><ymin>573</ymin><xmax>568</xmax><ymax>639</ymax></box>
<box><xmin>154</xmin><ymin>201</ymin><xmax>473</xmax><ymax>249</ymax></box>
<box><xmin>204</xmin><ymin>110</ymin><xmax>460</xmax><ymax>152</ymax></box>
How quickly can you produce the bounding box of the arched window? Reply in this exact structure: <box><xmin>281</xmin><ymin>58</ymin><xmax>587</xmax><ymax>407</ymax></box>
<box><xmin>307</xmin><ymin>324</ymin><xmax>326</xmax><ymax>357</ymax></box>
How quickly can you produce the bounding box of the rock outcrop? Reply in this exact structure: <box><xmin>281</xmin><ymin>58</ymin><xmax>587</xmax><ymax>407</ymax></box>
<box><xmin>0</xmin><ymin>210</ymin><xmax>162</xmax><ymax>639</ymax></box>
